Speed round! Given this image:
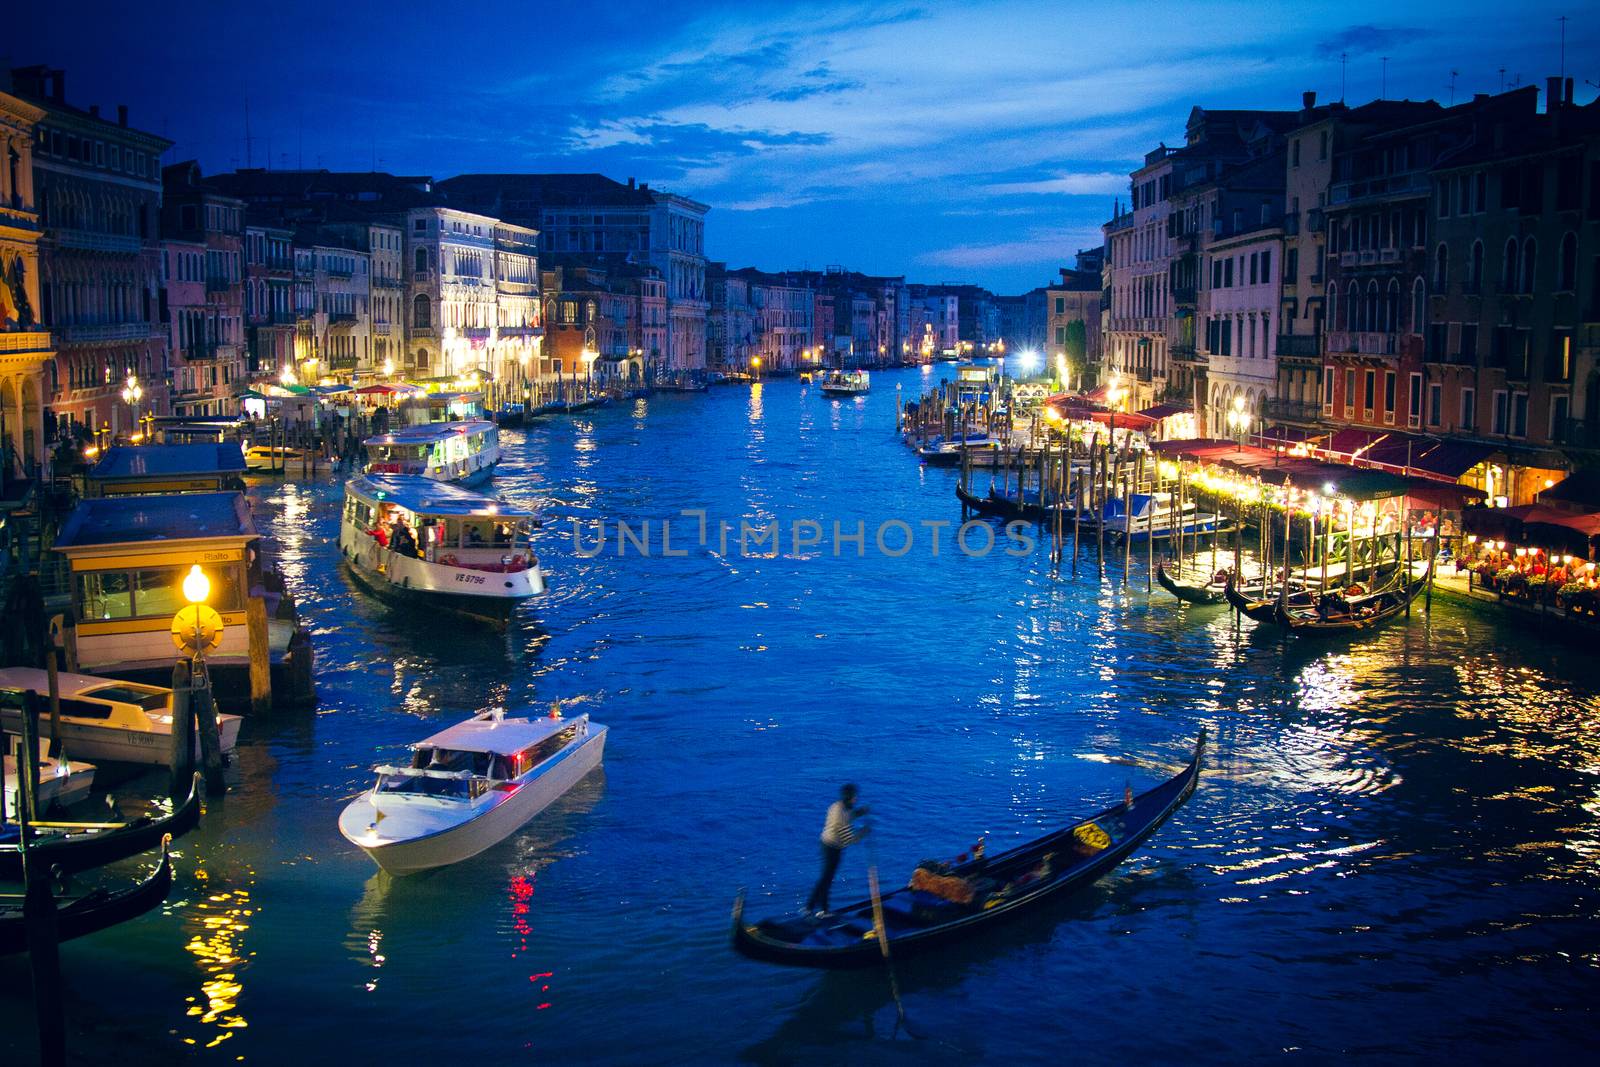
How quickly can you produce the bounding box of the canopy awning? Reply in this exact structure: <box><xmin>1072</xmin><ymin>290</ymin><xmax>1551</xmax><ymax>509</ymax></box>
<box><xmin>1320</xmin><ymin>427</ymin><xmax>1390</xmax><ymax>459</ymax></box>
<box><xmin>1136</xmin><ymin>402</ymin><xmax>1190</xmax><ymax>421</ymax></box>
<box><xmin>1540</xmin><ymin>469</ymin><xmax>1600</xmax><ymax>508</ymax></box>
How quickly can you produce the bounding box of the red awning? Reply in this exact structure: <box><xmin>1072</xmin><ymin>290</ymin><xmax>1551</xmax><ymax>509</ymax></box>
<box><xmin>1151</xmin><ymin>438</ymin><xmax>1237</xmax><ymax>456</ymax></box>
<box><xmin>1135</xmin><ymin>402</ymin><xmax>1190</xmax><ymax>421</ymax></box>
<box><xmin>1508</xmin><ymin>505</ymin><xmax>1600</xmax><ymax>537</ymax></box>
<box><xmin>355</xmin><ymin>384</ymin><xmax>399</xmax><ymax>395</ymax></box>
<box><xmin>1085</xmin><ymin>409</ymin><xmax>1156</xmax><ymax>430</ymax></box>
<box><xmin>1320</xmin><ymin>427</ymin><xmax>1389</xmax><ymax>459</ymax></box>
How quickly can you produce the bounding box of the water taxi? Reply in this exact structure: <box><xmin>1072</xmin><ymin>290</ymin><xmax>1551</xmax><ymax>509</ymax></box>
<box><xmin>363</xmin><ymin>420</ymin><xmax>499</xmax><ymax>486</ymax></box>
<box><xmin>4</xmin><ymin>739</ymin><xmax>95</xmax><ymax>817</ymax></box>
<box><xmin>1103</xmin><ymin>493</ymin><xmax>1225</xmax><ymax>542</ymax></box>
<box><xmin>818</xmin><ymin>369</ymin><xmax>870</xmax><ymax>396</ymax></box>
<box><xmin>338</xmin><ymin>708</ymin><xmax>607</xmax><ymax>875</ymax></box>
<box><xmin>0</xmin><ymin>668</ymin><xmax>242</xmax><ymax>767</ymax></box>
<box><xmin>338</xmin><ymin>475</ymin><xmax>544</xmax><ymax>624</ymax></box>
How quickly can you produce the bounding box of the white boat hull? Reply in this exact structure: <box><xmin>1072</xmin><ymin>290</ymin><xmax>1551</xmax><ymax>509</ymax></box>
<box><xmin>338</xmin><ymin>516</ymin><xmax>545</xmax><ymax>622</ymax></box>
<box><xmin>2</xmin><ymin>708</ymin><xmax>240</xmax><ymax>767</ymax></box>
<box><xmin>339</xmin><ymin>726</ymin><xmax>606</xmax><ymax>875</ymax></box>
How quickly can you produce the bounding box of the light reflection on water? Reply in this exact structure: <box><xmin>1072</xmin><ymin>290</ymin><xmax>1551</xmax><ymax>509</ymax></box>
<box><xmin>6</xmin><ymin>369</ymin><xmax>1600</xmax><ymax>1062</ymax></box>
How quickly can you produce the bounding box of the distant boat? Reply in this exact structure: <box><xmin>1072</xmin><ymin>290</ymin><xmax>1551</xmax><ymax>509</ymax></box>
<box><xmin>918</xmin><ymin>432</ymin><xmax>997</xmax><ymax>467</ymax></box>
<box><xmin>244</xmin><ymin>444</ymin><xmax>307</xmax><ymax>472</ymax></box>
<box><xmin>819</xmin><ymin>370</ymin><xmax>870</xmax><ymax>396</ymax></box>
<box><xmin>339</xmin><ymin>709</ymin><xmax>607</xmax><ymax>875</ymax></box>
<box><xmin>733</xmin><ymin>732</ymin><xmax>1205</xmax><ymax>968</ymax></box>
<box><xmin>339</xmin><ymin>475</ymin><xmax>545</xmax><ymax>625</ymax></box>
<box><xmin>364</xmin><ymin>420</ymin><xmax>499</xmax><ymax>486</ymax></box>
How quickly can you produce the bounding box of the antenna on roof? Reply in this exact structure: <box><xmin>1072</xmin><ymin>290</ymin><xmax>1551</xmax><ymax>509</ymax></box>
<box><xmin>1447</xmin><ymin>70</ymin><xmax>1459</xmax><ymax>105</ymax></box>
<box><xmin>1558</xmin><ymin>14</ymin><xmax>1568</xmax><ymax>80</ymax></box>
<box><xmin>1499</xmin><ymin>67</ymin><xmax>1506</xmax><ymax>92</ymax></box>
<box><xmin>1381</xmin><ymin>56</ymin><xmax>1389</xmax><ymax>98</ymax></box>
<box><xmin>244</xmin><ymin>95</ymin><xmax>253</xmax><ymax>168</ymax></box>
<box><xmin>1340</xmin><ymin>52</ymin><xmax>1348</xmax><ymax>102</ymax></box>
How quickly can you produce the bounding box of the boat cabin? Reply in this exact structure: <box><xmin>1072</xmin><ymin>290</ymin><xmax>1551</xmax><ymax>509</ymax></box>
<box><xmin>364</xmin><ymin>421</ymin><xmax>495</xmax><ymax>476</ymax></box>
<box><xmin>86</xmin><ymin>443</ymin><xmax>248</xmax><ymax>498</ymax></box>
<box><xmin>345</xmin><ymin>476</ymin><xmax>537</xmax><ymax>569</ymax></box>
<box><xmin>0</xmin><ymin>667</ymin><xmax>173</xmax><ymax>731</ymax></box>
<box><xmin>396</xmin><ymin>392</ymin><xmax>485</xmax><ymax>427</ymax></box>
<box><xmin>376</xmin><ymin>713</ymin><xmax>584</xmax><ymax>799</ymax></box>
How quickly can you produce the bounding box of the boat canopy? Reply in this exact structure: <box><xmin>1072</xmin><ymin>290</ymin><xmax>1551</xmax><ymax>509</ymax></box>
<box><xmin>413</xmin><ymin>713</ymin><xmax>582</xmax><ymax>756</ymax></box>
<box><xmin>363</xmin><ymin>420</ymin><xmax>495</xmax><ymax>447</ymax></box>
<box><xmin>348</xmin><ymin>475</ymin><xmax>536</xmax><ymax>519</ymax></box>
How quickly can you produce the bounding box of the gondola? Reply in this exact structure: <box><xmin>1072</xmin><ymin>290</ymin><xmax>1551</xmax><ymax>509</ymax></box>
<box><xmin>955</xmin><ymin>483</ymin><xmax>1055</xmax><ymax>523</ymax></box>
<box><xmin>1156</xmin><ymin>561</ymin><xmax>1228</xmax><ymax>604</ymax></box>
<box><xmin>0</xmin><ymin>773</ymin><xmax>200</xmax><ymax>880</ymax></box>
<box><xmin>1223</xmin><ymin>574</ymin><xmax>1320</xmax><ymax>622</ymax></box>
<box><xmin>1271</xmin><ymin>569</ymin><xmax>1430</xmax><ymax>634</ymax></box>
<box><xmin>732</xmin><ymin>731</ymin><xmax>1204</xmax><ymax>969</ymax></box>
<box><xmin>0</xmin><ymin>836</ymin><xmax>173</xmax><ymax>956</ymax></box>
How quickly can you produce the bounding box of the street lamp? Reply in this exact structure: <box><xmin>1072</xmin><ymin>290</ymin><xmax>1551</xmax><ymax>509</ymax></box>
<box><xmin>1226</xmin><ymin>395</ymin><xmax>1249</xmax><ymax>450</ymax></box>
<box><xmin>121</xmin><ymin>373</ymin><xmax>143</xmax><ymax>438</ymax></box>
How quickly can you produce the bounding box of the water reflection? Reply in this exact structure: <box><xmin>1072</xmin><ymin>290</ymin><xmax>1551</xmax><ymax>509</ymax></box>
<box><xmin>177</xmin><ymin>869</ymin><xmax>255</xmax><ymax>1051</ymax></box>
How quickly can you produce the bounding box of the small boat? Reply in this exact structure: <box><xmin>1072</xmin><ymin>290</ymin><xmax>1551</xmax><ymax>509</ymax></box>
<box><xmin>3</xmin><ymin>739</ymin><xmax>95</xmax><ymax>819</ymax></box>
<box><xmin>1268</xmin><ymin>570</ymin><xmax>1430</xmax><ymax>634</ymax></box>
<box><xmin>732</xmin><ymin>732</ymin><xmax>1204</xmax><ymax>968</ymax></box>
<box><xmin>338</xmin><ymin>708</ymin><xmax>607</xmax><ymax>875</ymax></box>
<box><xmin>1104</xmin><ymin>493</ymin><xmax>1225</xmax><ymax>543</ymax></box>
<box><xmin>0</xmin><ymin>773</ymin><xmax>200</xmax><ymax>880</ymax></box>
<box><xmin>244</xmin><ymin>444</ymin><xmax>306</xmax><ymax>472</ymax></box>
<box><xmin>955</xmin><ymin>483</ymin><xmax>1057</xmax><ymax>523</ymax></box>
<box><xmin>1156</xmin><ymin>561</ymin><xmax>1230</xmax><ymax>605</ymax></box>
<box><xmin>1222</xmin><ymin>575</ymin><xmax>1318</xmax><ymax>623</ymax></box>
<box><xmin>0</xmin><ymin>669</ymin><xmax>242</xmax><ymax>767</ymax></box>
<box><xmin>918</xmin><ymin>433</ymin><xmax>998</xmax><ymax>467</ymax></box>
<box><xmin>0</xmin><ymin>836</ymin><xmax>174</xmax><ymax>956</ymax></box>
<box><xmin>363</xmin><ymin>420</ymin><xmax>500</xmax><ymax>486</ymax></box>
<box><xmin>339</xmin><ymin>475</ymin><xmax>545</xmax><ymax>624</ymax></box>
<box><xmin>819</xmin><ymin>370</ymin><xmax>870</xmax><ymax>396</ymax></box>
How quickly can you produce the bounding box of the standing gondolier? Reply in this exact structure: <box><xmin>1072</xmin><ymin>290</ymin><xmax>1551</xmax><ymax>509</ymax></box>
<box><xmin>805</xmin><ymin>784</ymin><xmax>869</xmax><ymax>916</ymax></box>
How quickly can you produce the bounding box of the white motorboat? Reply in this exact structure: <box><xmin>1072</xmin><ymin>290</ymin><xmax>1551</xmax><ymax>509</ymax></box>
<box><xmin>339</xmin><ymin>475</ymin><xmax>545</xmax><ymax>624</ymax></box>
<box><xmin>818</xmin><ymin>369</ymin><xmax>870</xmax><ymax>396</ymax></box>
<box><xmin>4</xmin><ymin>739</ymin><xmax>96</xmax><ymax>818</ymax></box>
<box><xmin>1103</xmin><ymin>492</ymin><xmax>1225</xmax><ymax>542</ymax></box>
<box><xmin>0</xmin><ymin>668</ymin><xmax>241</xmax><ymax>767</ymax></box>
<box><xmin>338</xmin><ymin>709</ymin><xmax>607</xmax><ymax>875</ymax></box>
<box><xmin>363</xmin><ymin>420</ymin><xmax>499</xmax><ymax>486</ymax></box>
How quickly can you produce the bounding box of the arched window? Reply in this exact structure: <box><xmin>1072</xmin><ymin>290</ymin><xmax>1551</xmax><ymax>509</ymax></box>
<box><xmin>1346</xmin><ymin>281</ymin><xmax>1360</xmax><ymax>331</ymax></box>
<box><xmin>1385</xmin><ymin>279</ymin><xmax>1401</xmax><ymax>332</ymax></box>
<box><xmin>1558</xmin><ymin>231</ymin><xmax>1577</xmax><ymax>291</ymax></box>
<box><xmin>1411</xmin><ymin>277</ymin><xmax>1426</xmax><ymax>335</ymax></box>
<box><xmin>1326</xmin><ymin>283</ymin><xmax>1338</xmax><ymax>330</ymax></box>
<box><xmin>1433</xmin><ymin>243</ymin><xmax>1449</xmax><ymax>290</ymax></box>
<box><xmin>1521</xmin><ymin>237</ymin><xmax>1537</xmax><ymax>294</ymax></box>
<box><xmin>412</xmin><ymin>294</ymin><xmax>431</xmax><ymax>328</ymax></box>
<box><xmin>1468</xmin><ymin>241</ymin><xmax>1483</xmax><ymax>291</ymax></box>
<box><xmin>414</xmin><ymin>247</ymin><xmax>428</xmax><ymax>273</ymax></box>
<box><xmin>1502</xmin><ymin>238</ymin><xmax>1519</xmax><ymax>291</ymax></box>
<box><xmin>1364</xmin><ymin>280</ymin><xmax>1380</xmax><ymax>332</ymax></box>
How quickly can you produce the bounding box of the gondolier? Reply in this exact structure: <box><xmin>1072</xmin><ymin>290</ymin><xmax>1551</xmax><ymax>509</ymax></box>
<box><xmin>805</xmin><ymin>784</ymin><xmax>869</xmax><ymax>916</ymax></box>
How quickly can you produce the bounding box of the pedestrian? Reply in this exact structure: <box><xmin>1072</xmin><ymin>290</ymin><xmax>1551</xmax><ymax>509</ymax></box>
<box><xmin>805</xmin><ymin>783</ymin><xmax>869</xmax><ymax>916</ymax></box>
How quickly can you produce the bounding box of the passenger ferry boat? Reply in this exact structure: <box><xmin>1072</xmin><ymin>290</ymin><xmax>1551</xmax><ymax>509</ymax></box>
<box><xmin>363</xmin><ymin>420</ymin><xmax>499</xmax><ymax>486</ymax></box>
<box><xmin>0</xmin><ymin>668</ymin><xmax>242</xmax><ymax>767</ymax></box>
<box><xmin>338</xmin><ymin>475</ymin><xmax>544</xmax><ymax>624</ymax></box>
<box><xmin>338</xmin><ymin>708</ymin><xmax>607</xmax><ymax>874</ymax></box>
<box><xmin>818</xmin><ymin>369</ymin><xmax>871</xmax><ymax>396</ymax></box>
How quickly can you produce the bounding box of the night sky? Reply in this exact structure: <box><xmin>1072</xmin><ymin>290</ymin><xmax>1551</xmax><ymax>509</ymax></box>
<box><xmin>17</xmin><ymin>1</ymin><xmax>1597</xmax><ymax>291</ymax></box>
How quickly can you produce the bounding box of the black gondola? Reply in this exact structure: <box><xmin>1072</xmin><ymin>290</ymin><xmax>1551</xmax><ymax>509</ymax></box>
<box><xmin>955</xmin><ymin>483</ymin><xmax>1054</xmax><ymax>523</ymax></box>
<box><xmin>0</xmin><ymin>773</ymin><xmax>201</xmax><ymax>880</ymax></box>
<box><xmin>1156</xmin><ymin>561</ymin><xmax>1228</xmax><ymax>604</ymax></box>
<box><xmin>732</xmin><ymin>731</ymin><xmax>1204</xmax><ymax>969</ymax></box>
<box><xmin>1225</xmin><ymin>569</ymin><xmax>1429</xmax><ymax>634</ymax></box>
<box><xmin>0</xmin><ymin>836</ymin><xmax>174</xmax><ymax>956</ymax></box>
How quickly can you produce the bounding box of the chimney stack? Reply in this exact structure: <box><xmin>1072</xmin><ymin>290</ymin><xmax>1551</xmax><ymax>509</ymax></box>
<box><xmin>1302</xmin><ymin>90</ymin><xmax>1316</xmax><ymax>109</ymax></box>
<box><xmin>51</xmin><ymin>69</ymin><xmax>64</xmax><ymax>103</ymax></box>
<box><xmin>1546</xmin><ymin>77</ymin><xmax>1563</xmax><ymax>113</ymax></box>
<box><xmin>1565</xmin><ymin>78</ymin><xmax>1574</xmax><ymax>106</ymax></box>
<box><xmin>118</xmin><ymin>104</ymin><xmax>128</xmax><ymax>127</ymax></box>
<box><xmin>627</xmin><ymin>176</ymin><xmax>635</xmax><ymax>188</ymax></box>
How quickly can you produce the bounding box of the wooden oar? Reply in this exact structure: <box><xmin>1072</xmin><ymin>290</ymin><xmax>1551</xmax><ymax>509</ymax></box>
<box><xmin>866</xmin><ymin>865</ymin><xmax>914</xmax><ymax>1039</ymax></box>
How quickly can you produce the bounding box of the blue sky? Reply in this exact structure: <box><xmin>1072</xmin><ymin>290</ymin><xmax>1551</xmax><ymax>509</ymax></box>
<box><xmin>20</xmin><ymin>1</ymin><xmax>1598</xmax><ymax>291</ymax></box>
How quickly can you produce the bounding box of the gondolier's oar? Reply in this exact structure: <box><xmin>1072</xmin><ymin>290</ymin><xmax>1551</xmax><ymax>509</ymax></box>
<box><xmin>866</xmin><ymin>864</ymin><xmax>916</xmax><ymax>1040</ymax></box>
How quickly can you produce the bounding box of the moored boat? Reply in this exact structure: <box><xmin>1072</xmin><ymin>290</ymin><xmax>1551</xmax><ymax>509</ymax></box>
<box><xmin>918</xmin><ymin>432</ymin><xmax>997</xmax><ymax>467</ymax></box>
<box><xmin>0</xmin><ymin>668</ymin><xmax>241</xmax><ymax>767</ymax></box>
<box><xmin>1156</xmin><ymin>561</ymin><xmax>1230</xmax><ymax>604</ymax></box>
<box><xmin>732</xmin><ymin>731</ymin><xmax>1204</xmax><ymax>968</ymax></box>
<box><xmin>3</xmin><ymin>739</ymin><xmax>95</xmax><ymax>818</ymax></box>
<box><xmin>0</xmin><ymin>773</ymin><xmax>200</xmax><ymax>880</ymax></box>
<box><xmin>1103</xmin><ymin>493</ymin><xmax>1225</xmax><ymax>543</ymax></box>
<box><xmin>338</xmin><ymin>708</ymin><xmax>607</xmax><ymax>875</ymax></box>
<box><xmin>364</xmin><ymin>420</ymin><xmax>500</xmax><ymax>485</ymax></box>
<box><xmin>338</xmin><ymin>475</ymin><xmax>545</xmax><ymax>624</ymax></box>
<box><xmin>0</xmin><ymin>836</ymin><xmax>174</xmax><ymax>956</ymax></box>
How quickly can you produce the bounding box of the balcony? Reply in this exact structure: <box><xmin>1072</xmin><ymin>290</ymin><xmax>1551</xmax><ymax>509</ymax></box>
<box><xmin>205</xmin><ymin>275</ymin><xmax>232</xmax><ymax>293</ymax></box>
<box><xmin>1554</xmin><ymin>419</ymin><xmax>1600</xmax><ymax>448</ymax></box>
<box><xmin>180</xmin><ymin>341</ymin><xmax>220</xmax><ymax>362</ymax></box>
<box><xmin>373</xmin><ymin>275</ymin><xmax>405</xmax><ymax>289</ymax></box>
<box><xmin>1325</xmin><ymin>330</ymin><xmax>1398</xmax><ymax>357</ymax></box>
<box><xmin>412</xmin><ymin>269</ymin><xmax>432</xmax><ymax>282</ymax></box>
<box><xmin>1275</xmin><ymin>334</ymin><xmax>1322</xmax><ymax>359</ymax></box>
<box><xmin>54</xmin><ymin>228</ymin><xmax>141</xmax><ymax>254</ymax></box>
<box><xmin>55</xmin><ymin>322</ymin><xmax>152</xmax><ymax>345</ymax></box>
<box><xmin>372</xmin><ymin>321</ymin><xmax>390</xmax><ymax>335</ymax></box>
<box><xmin>1328</xmin><ymin>170</ymin><xmax>1430</xmax><ymax>206</ymax></box>
<box><xmin>1172</xmin><ymin>286</ymin><xmax>1197</xmax><ymax>306</ymax></box>
<box><xmin>328</xmin><ymin>312</ymin><xmax>357</xmax><ymax>326</ymax></box>
<box><xmin>1135</xmin><ymin>366</ymin><xmax>1154</xmax><ymax>383</ymax></box>
<box><xmin>326</xmin><ymin>266</ymin><xmax>354</xmax><ymax>279</ymax></box>
<box><xmin>1266</xmin><ymin>398</ymin><xmax>1322</xmax><ymax>423</ymax></box>
<box><xmin>1171</xmin><ymin>343</ymin><xmax>1204</xmax><ymax>365</ymax></box>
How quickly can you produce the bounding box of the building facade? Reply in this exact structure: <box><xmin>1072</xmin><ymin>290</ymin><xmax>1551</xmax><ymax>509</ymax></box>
<box><xmin>0</xmin><ymin>87</ymin><xmax>52</xmax><ymax>479</ymax></box>
<box><xmin>404</xmin><ymin>206</ymin><xmax>497</xmax><ymax>380</ymax></box>
<box><xmin>243</xmin><ymin>219</ymin><xmax>294</xmax><ymax>383</ymax></box>
<box><xmin>162</xmin><ymin>162</ymin><xmax>245</xmax><ymax>418</ymax></box>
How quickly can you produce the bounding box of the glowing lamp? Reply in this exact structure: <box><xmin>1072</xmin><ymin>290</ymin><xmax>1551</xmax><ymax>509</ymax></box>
<box><xmin>182</xmin><ymin>564</ymin><xmax>210</xmax><ymax>605</ymax></box>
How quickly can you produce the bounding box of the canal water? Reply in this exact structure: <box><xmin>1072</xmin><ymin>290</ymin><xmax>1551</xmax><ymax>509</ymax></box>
<box><xmin>6</xmin><ymin>367</ymin><xmax>1600</xmax><ymax>1063</ymax></box>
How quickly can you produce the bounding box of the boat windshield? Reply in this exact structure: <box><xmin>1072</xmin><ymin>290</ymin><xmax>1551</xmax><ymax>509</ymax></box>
<box><xmin>83</xmin><ymin>684</ymin><xmax>169</xmax><ymax>711</ymax></box>
<box><xmin>376</xmin><ymin>770</ymin><xmax>481</xmax><ymax>799</ymax></box>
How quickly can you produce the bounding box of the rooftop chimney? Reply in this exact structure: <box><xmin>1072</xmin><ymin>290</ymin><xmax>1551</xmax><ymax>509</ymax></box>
<box><xmin>1302</xmin><ymin>90</ymin><xmax>1316</xmax><ymax>109</ymax></box>
<box><xmin>118</xmin><ymin>104</ymin><xmax>128</xmax><ymax>127</ymax></box>
<box><xmin>51</xmin><ymin>69</ymin><xmax>64</xmax><ymax>103</ymax></box>
<box><xmin>1565</xmin><ymin>78</ymin><xmax>1574</xmax><ymax>106</ymax></box>
<box><xmin>627</xmin><ymin>176</ymin><xmax>635</xmax><ymax>188</ymax></box>
<box><xmin>1546</xmin><ymin>77</ymin><xmax>1562</xmax><ymax>113</ymax></box>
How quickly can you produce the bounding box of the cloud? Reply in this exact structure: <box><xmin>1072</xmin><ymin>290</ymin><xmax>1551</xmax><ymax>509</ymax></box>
<box><xmin>983</xmin><ymin>171</ymin><xmax>1129</xmax><ymax>197</ymax></box>
<box><xmin>917</xmin><ymin>225</ymin><xmax>1106</xmax><ymax>271</ymax></box>
<box><xmin>1315</xmin><ymin>24</ymin><xmax>1419</xmax><ymax>59</ymax></box>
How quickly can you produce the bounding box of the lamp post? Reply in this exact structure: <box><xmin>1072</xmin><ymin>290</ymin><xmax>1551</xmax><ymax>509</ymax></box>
<box><xmin>1226</xmin><ymin>395</ymin><xmax>1249</xmax><ymax>450</ymax></box>
<box><xmin>170</xmin><ymin>563</ymin><xmax>225</xmax><ymax>795</ymax></box>
<box><xmin>120</xmin><ymin>374</ymin><xmax>143</xmax><ymax>441</ymax></box>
